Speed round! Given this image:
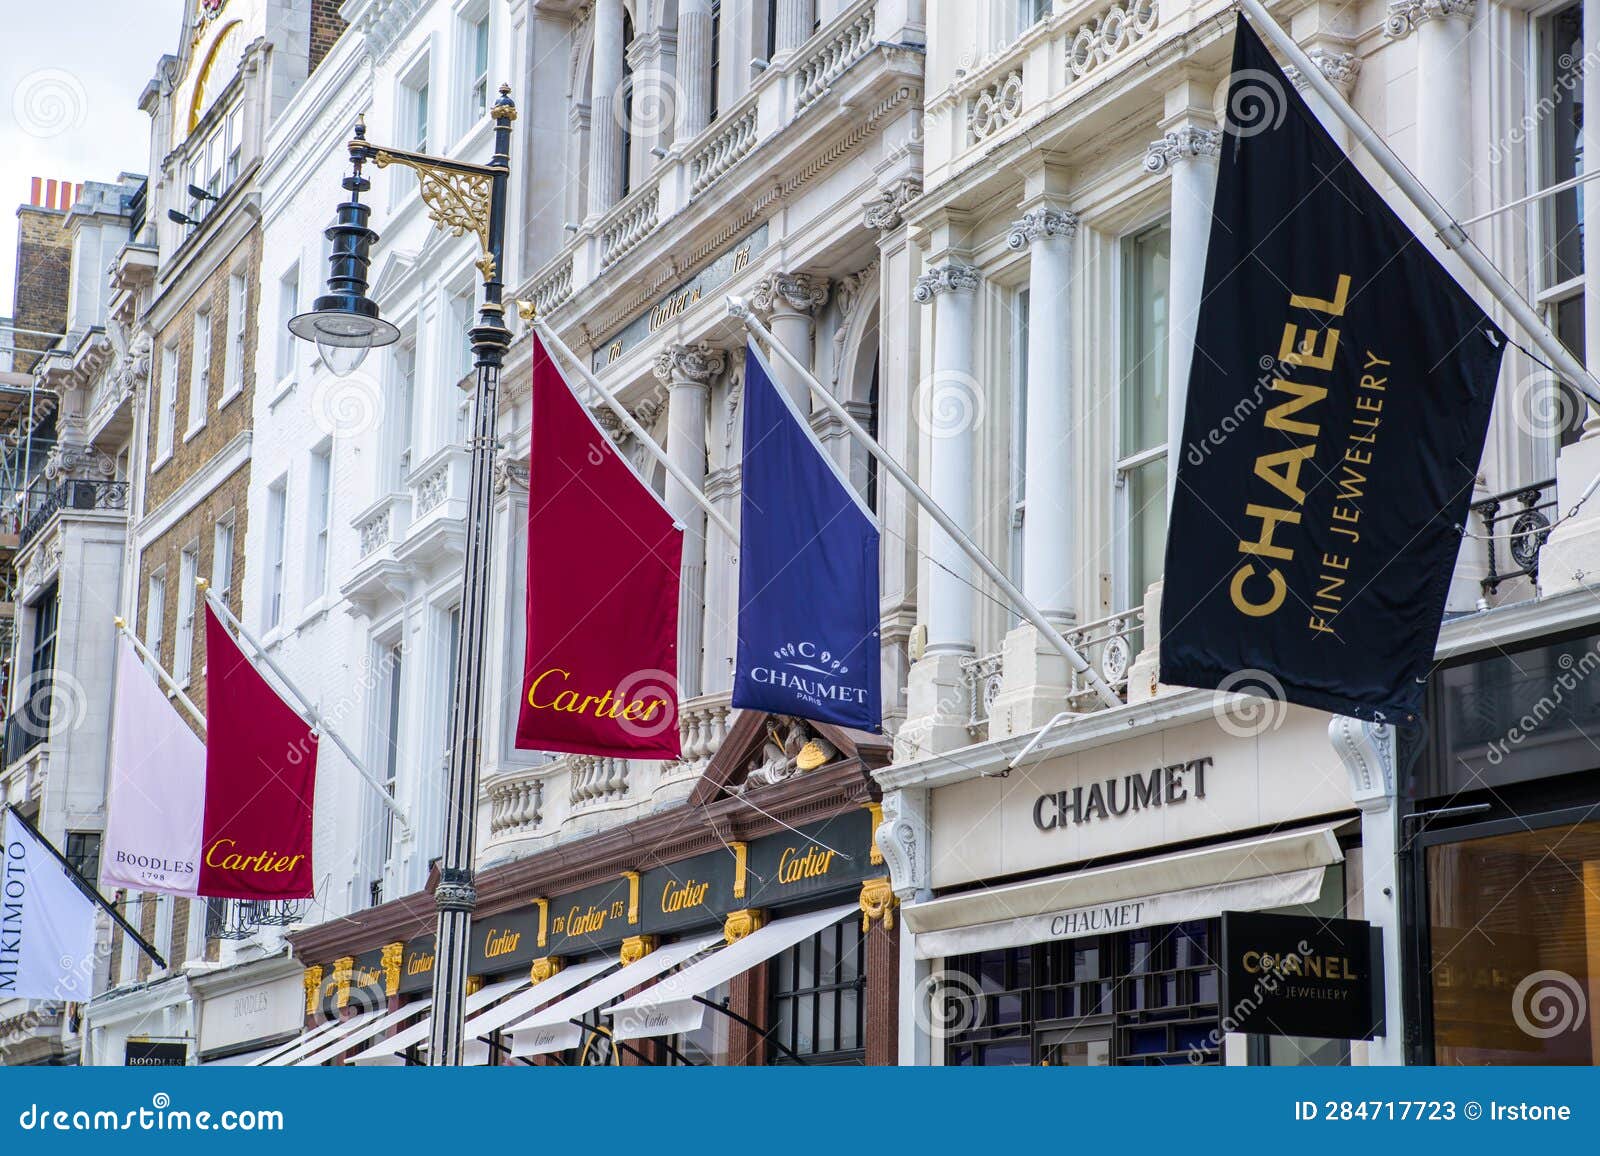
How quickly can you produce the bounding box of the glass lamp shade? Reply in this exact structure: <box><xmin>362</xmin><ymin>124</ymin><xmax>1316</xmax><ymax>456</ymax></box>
<box><xmin>288</xmin><ymin>306</ymin><xmax>400</xmax><ymax>378</ymax></box>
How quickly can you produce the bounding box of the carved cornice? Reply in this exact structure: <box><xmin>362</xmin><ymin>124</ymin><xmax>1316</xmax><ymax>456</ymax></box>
<box><xmin>1144</xmin><ymin>126</ymin><xmax>1221</xmax><ymax>175</ymax></box>
<box><xmin>862</xmin><ymin>178</ymin><xmax>922</xmax><ymax>233</ymax></box>
<box><xmin>1385</xmin><ymin>0</ymin><xmax>1476</xmax><ymax>38</ymax></box>
<box><xmin>914</xmin><ymin>261</ymin><xmax>980</xmax><ymax>304</ymax></box>
<box><xmin>1006</xmin><ymin>207</ymin><xmax>1079</xmax><ymax>251</ymax></box>
<box><xmin>875</xmin><ymin>788</ymin><xmax>929</xmax><ymax>900</ymax></box>
<box><xmin>652</xmin><ymin>341</ymin><xmax>727</xmax><ymax>387</ymax></box>
<box><xmin>1282</xmin><ymin>49</ymin><xmax>1362</xmax><ymax>96</ymax></box>
<box><xmin>751</xmin><ymin>272</ymin><xmax>830</xmax><ymax>318</ymax></box>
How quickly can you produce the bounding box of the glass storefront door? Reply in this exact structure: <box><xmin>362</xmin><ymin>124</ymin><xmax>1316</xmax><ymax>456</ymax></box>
<box><xmin>1421</xmin><ymin>815</ymin><xmax>1600</xmax><ymax>1065</ymax></box>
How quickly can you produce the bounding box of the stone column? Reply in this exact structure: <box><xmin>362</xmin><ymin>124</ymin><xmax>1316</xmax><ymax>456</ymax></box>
<box><xmin>752</xmin><ymin>272</ymin><xmax>829</xmax><ymax>412</ymax></box>
<box><xmin>902</xmin><ymin>261</ymin><xmax>980</xmax><ymax>758</ymax></box>
<box><xmin>1144</xmin><ymin>123</ymin><xmax>1219</xmax><ymax>518</ymax></box>
<box><xmin>1588</xmin><ymin>0</ymin><xmax>1600</xmax><ymax>363</ymax></box>
<box><xmin>991</xmin><ymin>206</ymin><xmax>1079</xmax><ymax>737</ymax></box>
<box><xmin>626</xmin><ymin>27</ymin><xmax>677</xmax><ymax>167</ymax></box>
<box><xmin>678</xmin><ymin>0</ymin><xmax>714</xmax><ymax>140</ymax></box>
<box><xmin>1329</xmin><ymin>715</ymin><xmax>1405</xmax><ymax>1065</ymax></box>
<box><xmin>587</xmin><ymin>0</ymin><xmax>625</xmax><ymax>220</ymax></box>
<box><xmin>772</xmin><ymin>0</ymin><xmax>812</xmax><ymax>61</ymax></box>
<box><xmin>875</xmin><ymin>789</ymin><xmax>931</xmax><ymax>1066</ymax></box>
<box><xmin>1387</xmin><ymin>1</ymin><xmax>1475</xmax><ymax>224</ymax></box>
<box><xmin>1282</xmin><ymin>48</ymin><xmax>1362</xmax><ymax>150</ymax></box>
<box><xmin>655</xmin><ymin>342</ymin><xmax>725</xmax><ymax>701</ymax></box>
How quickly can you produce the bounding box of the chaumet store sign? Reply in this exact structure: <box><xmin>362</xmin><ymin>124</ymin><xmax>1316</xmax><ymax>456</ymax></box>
<box><xmin>313</xmin><ymin>808</ymin><xmax>878</xmax><ymax>1013</ymax></box>
<box><xmin>929</xmin><ymin>707</ymin><xmax>1350</xmax><ymax>890</ymax></box>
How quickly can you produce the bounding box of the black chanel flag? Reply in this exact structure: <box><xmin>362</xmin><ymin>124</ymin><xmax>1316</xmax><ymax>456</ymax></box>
<box><xmin>1160</xmin><ymin>17</ymin><xmax>1505</xmax><ymax>724</ymax></box>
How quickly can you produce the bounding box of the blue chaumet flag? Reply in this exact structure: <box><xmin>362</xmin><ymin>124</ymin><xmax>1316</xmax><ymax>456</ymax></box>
<box><xmin>732</xmin><ymin>344</ymin><xmax>881</xmax><ymax>732</ymax></box>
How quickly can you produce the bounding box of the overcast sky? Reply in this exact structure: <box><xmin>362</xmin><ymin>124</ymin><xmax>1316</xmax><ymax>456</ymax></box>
<box><xmin>0</xmin><ymin>0</ymin><xmax>187</xmax><ymax>317</ymax></box>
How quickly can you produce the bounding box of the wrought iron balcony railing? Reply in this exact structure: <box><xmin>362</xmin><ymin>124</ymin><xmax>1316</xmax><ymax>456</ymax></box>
<box><xmin>1470</xmin><ymin>479</ymin><xmax>1556</xmax><ymax>598</ymax></box>
<box><xmin>17</xmin><ymin>478</ymin><xmax>129</xmax><ymax>550</ymax></box>
<box><xmin>205</xmin><ymin>897</ymin><xmax>312</xmax><ymax>941</ymax></box>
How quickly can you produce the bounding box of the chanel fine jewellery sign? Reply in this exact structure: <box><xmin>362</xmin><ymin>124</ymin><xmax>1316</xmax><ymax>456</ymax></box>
<box><xmin>1219</xmin><ymin>911</ymin><xmax>1385</xmax><ymax>1041</ymax></box>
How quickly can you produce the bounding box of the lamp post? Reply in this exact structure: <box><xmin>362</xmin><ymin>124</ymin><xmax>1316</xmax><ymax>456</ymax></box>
<box><xmin>288</xmin><ymin>86</ymin><xmax>516</xmax><ymax>1066</ymax></box>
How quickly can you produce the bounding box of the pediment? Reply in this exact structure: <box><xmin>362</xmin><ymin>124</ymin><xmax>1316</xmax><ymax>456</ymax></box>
<box><xmin>691</xmin><ymin>709</ymin><xmax>891</xmax><ymax>807</ymax></box>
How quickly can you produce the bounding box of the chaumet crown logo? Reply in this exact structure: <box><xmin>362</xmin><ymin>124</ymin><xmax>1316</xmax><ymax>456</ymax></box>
<box><xmin>772</xmin><ymin>641</ymin><xmax>850</xmax><ymax>679</ymax></box>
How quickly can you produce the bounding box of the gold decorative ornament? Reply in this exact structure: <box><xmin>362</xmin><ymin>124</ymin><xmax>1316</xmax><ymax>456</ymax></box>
<box><xmin>796</xmin><ymin>739</ymin><xmax>830</xmax><ymax>771</ymax></box>
<box><xmin>724</xmin><ymin>908</ymin><xmax>767</xmax><ymax>945</ymax></box>
<box><xmin>864</xmin><ymin>801</ymin><xmax>884</xmax><ymax>865</ymax></box>
<box><xmin>489</xmin><ymin>83</ymin><xmax>518</xmax><ymax>121</ymax></box>
<box><xmin>859</xmin><ymin>877</ymin><xmax>898</xmax><ymax>932</ymax></box>
<box><xmin>371</xmin><ymin>150</ymin><xmax>499</xmax><ymax>282</ymax></box>
<box><xmin>622</xmin><ymin>870</ymin><xmax>641</xmax><ymax>924</ymax></box>
<box><xmin>303</xmin><ymin>966</ymin><xmax>323</xmax><ymax>1016</ymax></box>
<box><xmin>730</xmin><ymin>841</ymin><xmax>748</xmax><ymax>900</ymax></box>
<box><xmin>331</xmin><ymin>956</ymin><xmax>355</xmax><ymax>1010</ymax></box>
<box><xmin>619</xmin><ymin>935</ymin><xmax>658</xmax><ymax>966</ymax></box>
<box><xmin>532</xmin><ymin>897</ymin><xmax>549</xmax><ymax>948</ymax></box>
<box><xmin>380</xmin><ymin>942</ymin><xmax>404</xmax><ymax>997</ymax></box>
<box><xmin>515</xmin><ymin>298</ymin><xmax>538</xmax><ymax>322</ymax></box>
<box><xmin>465</xmin><ymin>975</ymin><xmax>484</xmax><ymax>997</ymax></box>
<box><xmin>529</xmin><ymin>956</ymin><xmax>564</xmax><ymax>984</ymax></box>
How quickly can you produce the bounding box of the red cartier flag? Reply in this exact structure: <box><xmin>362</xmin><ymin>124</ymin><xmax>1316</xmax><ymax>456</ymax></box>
<box><xmin>515</xmin><ymin>335</ymin><xmax>684</xmax><ymax>760</ymax></box>
<box><xmin>198</xmin><ymin>605</ymin><xmax>318</xmax><ymax>900</ymax></box>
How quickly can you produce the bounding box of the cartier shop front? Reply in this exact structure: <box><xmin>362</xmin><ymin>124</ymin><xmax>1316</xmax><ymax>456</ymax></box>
<box><xmin>896</xmin><ymin>705</ymin><xmax>1362</xmax><ymax>1066</ymax></box>
<box><xmin>285</xmin><ymin>715</ymin><xmax>901</xmax><ymax>1066</ymax></box>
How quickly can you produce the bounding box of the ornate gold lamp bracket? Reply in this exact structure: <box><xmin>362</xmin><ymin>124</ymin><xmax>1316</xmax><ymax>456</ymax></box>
<box><xmin>368</xmin><ymin>149</ymin><xmax>499</xmax><ymax>281</ymax></box>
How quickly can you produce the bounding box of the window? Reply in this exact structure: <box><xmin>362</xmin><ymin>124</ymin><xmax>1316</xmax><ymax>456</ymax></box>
<box><xmin>1535</xmin><ymin>2</ymin><xmax>1588</xmax><ymax>443</ymax></box>
<box><xmin>155</xmin><ymin>343</ymin><xmax>178</xmax><ymax>462</ymax></box>
<box><xmin>1016</xmin><ymin>0</ymin><xmax>1050</xmax><ymax>35</ymax></box>
<box><xmin>373</xmin><ymin>642</ymin><xmax>405</xmax><ymax>901</ymax></box>
<box><xmin>1009</xmin><ymin>289</ymin><xmax>1029</xmax><ymax>609</ymax></box>
<box><xmin>225</xmin><ymin>105</ymin><xmax>244</xmax><ymax>185</ymax></box>
<box><xmin>223</xmin><ymin>271</ymin><xmax>247</xmax><ymax>399</ymax></box>
<box><xmin>65</xmin><ymin>832</ymin><xmax>101</xmax><ymax>883</ymax></box>
<box><xmin>275</xmin><ymin>263</ymin><xmax>299</xmax><ymax>384</ymax></box>
<box><xmin>264</xmin><ymin>478</ymin><xmax>287</xmax><ymax>629</ymax></box>
<box><xmin>212</xmin><ymin>514</ymin><xmax>235</xmax><ymax>598</ymax></box>
<box><xmin>390</xmin><ymin>340</ymin><xmax>417</xmax><ymax>488</ymax></box>
<box><xmin>18</xmin><ymin>585</ymin><xmax>58</xmax><ymax>751</ymax></box>
<box><xmin>620</xmin><ymin>11</ymin><xmax>635</xmax><ymax>198</ymax></box>
<box><xmin>145</xmin><ymin>571</ymin><xmax>166</xmax><ymax>665</ymax></box>
<box><xmin>396</xmin><ymin>56</ymin><xmax>431</xmax><ymax>207</ymax></box>
<box><xmin>944</xmin><ymin>921</ymin><xmax>1221</xmax><ymax>1066</ymax></box>
<box><xmin>1425</xmin><ymin>818</ymin><xmax>1600</xmax><ymax>1065</ymax></box>
<box><xmin>765</xmin><ymin>0</ymin><xmax>778</xmax><ymax>59</ymax></box>
<box><xmin>186</xmin><ymin>307</ymin><xmax>211</xmax><ymax>434</ymax></box>
<box><xmin>174</xmin><ymin>544</ymin><xmax>198</xmax><ymax>684</ymax></box>
<box><xmin>465</xmin><ymin>12</ymin><xmax>491</xmax><ymax>126</ymax></box>
<box><xmin>767</xmin><ymin>915</ymin><xmax>866</xmax><ymax>1064</ymax></box>
<box><xmin>709</xmin><ymin>1</ymin><xmax>722</xmax><ymax>123</ymax></box>
<box><xmin>308</xmin><ymin>445</ymin><xmax>332</xmax><ymax>599</ymax></box>
<box><xmin>1115</xmin><ymin>222</ymin><xmax>1170</xmax><ymax>609</ymax></box>
<box><xmin>447</xmin><ymin>287</ymin><xmax>474</xmax><ymax>388</ymax></box>
<box><xmin>669</xmin><ymin>979</ymin><xmax>731</xmax><ymax>1065</ymax></box>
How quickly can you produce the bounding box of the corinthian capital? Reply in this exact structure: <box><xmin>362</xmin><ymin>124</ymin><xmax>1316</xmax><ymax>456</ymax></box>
<box><xmin>1385</xmin><ymin>0</ymin><xmax>1476</xmax><ymax>37</ymax></box>
<box><xmin>1006</xmin><ymin>207</ymin><xmax>1079</xmax><ymax>251</ymax></box>
<box><xmin>751</xmin><ymin>272</ymin><xmax>829</xmax><ymax>318</ymax></box>
<box><xmin>913</xmin><ymin>261</ymin><xmax>981</xmax><ymax>304</ymax></box>
<box><xmin>1143</xmin><ymin>126</ymin><xmax>1221</xmax><ymax>175</ymax></box>
<box><xmin>653</xmin><ymin>341</ymin><xmax>728</xmax><ymax>387</ymax></box>
<box><xmin>1282</xmin><ymin>49</ymin><xmax>1362</xmax><ymax>96</ymax></box>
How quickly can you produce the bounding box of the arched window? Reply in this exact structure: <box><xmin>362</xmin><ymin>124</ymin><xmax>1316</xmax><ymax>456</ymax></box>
<box><xmin>620</xmin><ymin>10</ymin><xmax>636</xmax><ymax>198</ymax></box>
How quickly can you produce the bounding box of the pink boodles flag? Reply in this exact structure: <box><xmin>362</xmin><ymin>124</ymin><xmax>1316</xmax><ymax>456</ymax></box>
<box><xmin>101</xmin><ymin>636</ymin><xmax>206</xmax><ymax>896</ymax></box>
<box><xmin>515</xmin><ymin>335</ymin><xmax>684</xmax><ymax>760</ymax></box>
<box><xmin>197</xmin><ymin>605</ymin><xmax>318</xmax><ymax>899</ymax></box>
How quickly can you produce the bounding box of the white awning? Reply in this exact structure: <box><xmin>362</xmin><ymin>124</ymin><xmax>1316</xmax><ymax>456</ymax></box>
<box><xmin>607</xmin><ymin>903</ymin><xmax>858</xmax><ymax>1042</ymax></box>
<box><xmin>507</xmin><ymin>932</ymin><xmax>722</xmax><ymax>1058</ymax></box>
<box><xmin>346</xmin><ymin>974</ymin><xmax>530</xmax><ymax>1066</ymax></box>
<box><xmin>248</xmin><ymin>1017</ymin><xmax>345</xmax><ymax>1066</ymax></box>
<box><xmin>462</xmin><ymin>958</ymin><xmax>616</xmax><ymax>1065</ymax></box>
<box><xmin>905</xmin><ymin>823</ymin><xmax>1345</xmax><ymax>960</ymax></box>
<box><xmin>294</xmin><ymin>999</ymin><xmax>432</xmax><ymax>1066</ymax></box>
<box><xmin>262</xmin><ymin>1009</ymin><xmax>382</xmax><ymax>1066</ymax></box>
<box><xmin>204</xmin><ymin>1043</ymin><xmax>291</xmax><ymax>1066</ymax></box>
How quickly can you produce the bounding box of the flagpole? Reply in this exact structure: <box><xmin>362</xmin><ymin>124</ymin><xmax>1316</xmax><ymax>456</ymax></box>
<box><xmin>729</xmin><ymin>298</ymin><xmax>1123</xmax><ymax>711</ymax></box>
<box><xmin>198</xmin><ymin>583</ymin><xmax>410</xmax><ymax>835</ymax></box>
<box><xmin>1237</xmin><ymin>0</ymin><xmax>1600</xmax><ymax>407</ymax></box>
<box><xmin>3</xmin><ymin>804</ymin><xmax>167</xmax><ymax>969</ymax></box>
<box><xmin>113</xmin><ymin>617</ymin><xmax>205</xmax><ymax>730</ymax></box>
<box><xmin>521</xmin><ymin>306</ymin><xmax>741</xmax><ymax>546</ymax></box>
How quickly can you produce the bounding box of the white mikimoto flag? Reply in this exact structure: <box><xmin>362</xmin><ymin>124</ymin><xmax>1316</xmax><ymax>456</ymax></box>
<box><xmin>0</xmin><ymin>809</ymin><xmax>100</xmax><ymax>1001</ymax></box>
<box><xmin>101</xmin><ymin>636</ymin><xmax>204</xmax><ymax>896</ymax></box>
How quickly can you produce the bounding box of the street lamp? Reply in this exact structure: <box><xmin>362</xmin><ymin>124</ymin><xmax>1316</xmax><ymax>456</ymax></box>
<box><xmin>287</xmin><ymin>86</ymin><xmax>517</xmax><ymax>1066</ymax></box>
